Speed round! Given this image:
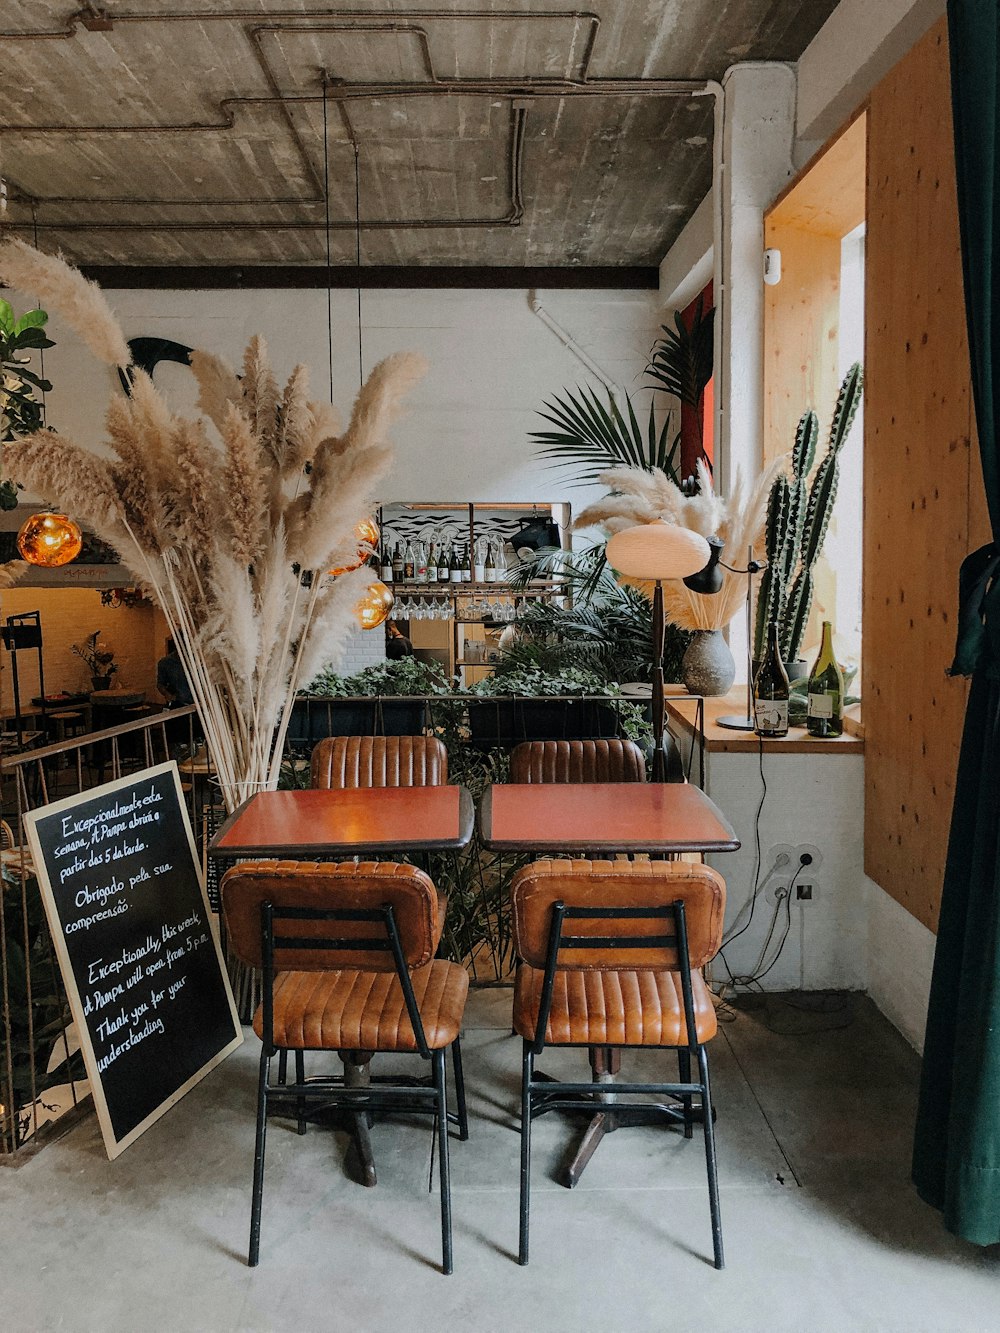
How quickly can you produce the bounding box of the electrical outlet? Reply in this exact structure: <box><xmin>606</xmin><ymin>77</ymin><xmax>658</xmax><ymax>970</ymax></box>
<box><xmin>796</xmin><ymin>882</ymin><xmax>816</xmax><ymax>902</ymax></box>
<box><xmin>765</xmin><ymin>878</ymin><xmax>791</xmax><ymax>906</ymax></box>
<box><xmin>794</xmin><ymin>844</ymin><xmax>822</xmax><ymax>871</ymax></box>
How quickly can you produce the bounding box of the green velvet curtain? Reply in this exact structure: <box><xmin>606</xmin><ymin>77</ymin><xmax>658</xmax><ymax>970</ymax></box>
<box><xmin>911</xmin><ymin>0</ymin><xmax>1000</xmax><ymax>1245</ymax></box>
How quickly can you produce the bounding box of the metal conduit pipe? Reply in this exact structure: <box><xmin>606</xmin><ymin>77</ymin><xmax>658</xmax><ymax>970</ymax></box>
<box><xmin>527</xmin><ymin>290</ymin><xmax>618</xmax><ymax>392</ymax></box>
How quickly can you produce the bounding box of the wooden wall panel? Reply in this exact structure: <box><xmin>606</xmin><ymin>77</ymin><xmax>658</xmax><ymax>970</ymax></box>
<box><xmin>863</xmin><ymin>17</ymin><xmax>988</xmax><ymax>933</ymax></box>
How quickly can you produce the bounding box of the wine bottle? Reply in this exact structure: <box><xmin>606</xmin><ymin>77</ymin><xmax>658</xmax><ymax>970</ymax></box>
<box><xmin>449</xmin><ymin>543</ymin><xmax>462</xmax><ymax>583</ymax></box>
<box><xmin>391</xmin><ymin>541</ymin><xmax>403</xmax><ymax>582</ymax></box>
<box><xmin>462</xmin><ymin>543</ymin><xmax>472</xmax><ymax>582</ymax></box>
<box><xmin>437</xmin><ymin>542</ymin><xmax>450</xmax><ymax>583</ymax></box>
<box><xmin>426</xmin><ymin>541</ymin><xmax>437</xmax><ymax>585</ymax></box>
<box><xmin>403</xmin><ymin>540</ymin><xmax>415</xmax><ymax>581</ymax></box>
<box><xmin>473</xmin><ymin>539</ymin><xmax>486</xmax><ymax>584</ymax></box>
<box><xmin>415</xmin><ymin>540</ymin><xmax>428</xmax><ymax>583</ymax></box>
<box><xmin>753</xmin><ymin>621</ymin><xmax>789</xmax><ymax>738</ymax></box>
<box><xmin>807</xmin><ymin>620</ymin><xmax>845</xmax><ymax>738</ymax></box>
<box><xmin>380</xmin><ymin>541</ymin><xmax>393</xmax><ymax>583</ymax></box>
<box><xmin>484</xmin><ymin>541</ymin><xmax>496</xmax><ymax>583</ymax></box>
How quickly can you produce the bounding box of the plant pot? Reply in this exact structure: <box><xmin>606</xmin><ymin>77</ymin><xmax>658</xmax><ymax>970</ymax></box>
<box><xmin>751</xmin><ymin>659</ymin><xmax>809</xmax><ymax>684</ymax></box>
<box><xmin>91</xmin><ymin>675</ymin><xmax>113</xmax><ymax>691</ymax></box>
<box><xmin>681</xmin><ymin>630</ymin><xmax>736</xmax><ymax>697</ymax></box>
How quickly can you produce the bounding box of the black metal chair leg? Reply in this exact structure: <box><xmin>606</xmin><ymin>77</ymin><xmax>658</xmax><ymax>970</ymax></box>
<box><xmin>295</xmin><ymin>1050</ymin><xmax>306</xmax><ymax>1135</ymax></box>
<box><xmin>434</xmin><ymin>1049</ymin><xmax>454</xmax><ymax>1275</ymax></box>
<box><xmin>697</xmin><ymin>1045</ymin><xmax>724</xmax><ymax>1270</ymax></box>
<box><xmin>519</xmin><ymin>1042</ymin><xmax>533</xmax><ymax>1265</ymax></box>
<box><xmin>678</xmin><ymin>1047</ymin><xmax>694</xmax><ymax>1139</ymax></box>
<box><xmin>452</xmin><ymin>1037</ymin><xmax>470</xmax><ymax>1140</ymax></box>
<box><xmin>277</xmin><ymin>1049</ymin><xmax>288</xmax><ymax>1084</ymax></box>
<box><xmin>248</xmin><ymin>1049</ymin><xmax>271</xmax><ymax>1267</ymax></box>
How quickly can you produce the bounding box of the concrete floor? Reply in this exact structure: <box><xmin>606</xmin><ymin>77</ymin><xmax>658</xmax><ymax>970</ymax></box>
<box><xmin>3</xmin><ymin>988</ymin><xmax>999</xmax><ymax>1333</ymax></box>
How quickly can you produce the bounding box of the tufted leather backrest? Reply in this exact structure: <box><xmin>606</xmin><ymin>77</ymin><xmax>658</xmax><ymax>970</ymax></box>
<box><xmin>512</xmin><ymin>858</ymin><xmax>725</xmax><ymax>971</ymax></box>
<box><xmin>310</xmin><ymin>735</ymin><xmax>448</xmax><ymax>790</ymax></box>
<box><xmin>509</xmin><ymin>739</ymin><xmax>646</xmax><ymax>785</ymax></box>
<box><xmin>221</xmin><ymin>860</ymin><xmax>442</xmax><ymax>971</ymax></box>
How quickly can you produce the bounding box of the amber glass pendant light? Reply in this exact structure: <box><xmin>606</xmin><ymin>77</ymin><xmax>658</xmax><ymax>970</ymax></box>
<box><xmin>16</xmin><ymin>510</ymin><xmax>83</xmax><ymax>567</ymax></box>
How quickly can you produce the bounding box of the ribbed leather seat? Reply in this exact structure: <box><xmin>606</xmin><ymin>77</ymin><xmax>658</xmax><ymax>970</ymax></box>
<box><xmin>311</xmin><ymin>735</ymin><xmax>448</xmax><ymax>790</ymax></box>
<box><xmin>256</xmin><ymin>960</ymin><xmax>469</xmax><ymax>1052</ymax></box>
<box><xmin>513</xmin><ymin>964</ymin><xmax>717</xmax><ymax>1047</ymax></box>
<box><xmin>509</xmin><ymin>739</ymin><xmax>646</xmax><ymax>785</ymax></box>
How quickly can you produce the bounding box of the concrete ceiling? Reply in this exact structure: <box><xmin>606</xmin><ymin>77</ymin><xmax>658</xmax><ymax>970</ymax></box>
<box><xmin>0</xmin><ymin>1</ymin><xmax>840</xmax><ymax>270</ymax></box>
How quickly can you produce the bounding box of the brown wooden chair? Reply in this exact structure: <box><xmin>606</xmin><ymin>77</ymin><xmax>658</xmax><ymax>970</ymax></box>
<box><xmin>310</xmin><ymin>734</ymin><xmax>448</xmax><ymax>790</ymax></box>
<box><xmin>510</xmin><ymin>858</ymin><xmax>726</xmax><ymax>1269</ymax></box>
<box><xmin>221</xmin><ymin>858</ymin><xmax>470</xmax><ymax>1273</ymax></box>
<box><xmin>509</xmin><ymin>738</ymin><xmax>647</xmax><ymax>784</ymax></box>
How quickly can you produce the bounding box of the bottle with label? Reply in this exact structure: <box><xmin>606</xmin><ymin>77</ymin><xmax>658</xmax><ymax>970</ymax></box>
<box><xmin>449</xmin><ymin>543</ymin><xmax>462</xmax><ymax>583</ymax></box>
<box><xmin>415</xmin><ymin>540</ymin><xmax>428</xmax><ymax>583</ymax></box>
<box><xmin>437</xmin><ymin>542</ymin><xmax>451</xmax><ymax>583</ymax></box>
<box><xmin>380</xmin><ymin>541</ymin><xmax>393</xmax><ymax>583</ymax></box>
<box><xmin>806</xmin><ymin>620</ymin><xmax>845</xmax><ymax>738</ymax></box>
<box><xmin>425</xmin><ymin>541</ymin><xmax>437</xmax><ymax>584</ymax></box>
<box><xmin>484</xmin><ymin>540</ymin><xmax>497</xmax><ymax>583</ymax></box>
<box><xmin>462</xmin><ymin>543</ymin><xmax>472</xmax><ymax>582</ymax></box>
<box><xmin>391</xmin><ymin>541</ymin><xmax>403</xmax><ymax>582</ymax></box>
<box><xmin>473</xmin><ymin>537</ymin><xmax>487</xmax><ymax>583</ymax></box>
<box><xmin>753</xmin><ymin>620</ymin><xmax>790</xmax><ymax>738</ymax></box>
<box><xmin>403</xmin><ymin>540</ymin><xmax>415</xmax><ymax>581</ymax></box>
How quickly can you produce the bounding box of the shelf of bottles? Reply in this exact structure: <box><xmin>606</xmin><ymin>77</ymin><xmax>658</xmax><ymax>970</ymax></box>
<box><xmin>376</xmin><ymin>527</ymin><xmax>568</xmax><ymax>673</ymax></box>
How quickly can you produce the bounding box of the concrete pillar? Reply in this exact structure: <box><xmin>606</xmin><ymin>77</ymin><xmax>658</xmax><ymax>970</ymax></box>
<box><xmin>717</xmin><ymin>62</ymin><xmax>796</xmax><ymax>495</ymax></box>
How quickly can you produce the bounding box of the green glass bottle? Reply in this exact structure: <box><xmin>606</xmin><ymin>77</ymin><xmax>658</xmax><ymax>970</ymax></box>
<box><xmin>754</xmin><ymin>620</ymin><xmax>789</xmax><ymax>738</ymax></box>
<box><xmin>806</xmin><ymin>620</ymin><xmax>845</xmax><ymax>738</ymax></box>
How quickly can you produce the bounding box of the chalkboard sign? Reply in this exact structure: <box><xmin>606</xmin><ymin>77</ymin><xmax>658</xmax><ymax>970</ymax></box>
<box><xmin>24</xmin><ymin>762</ymin><xmax>242</xmax><ymax>1159</ymax></box>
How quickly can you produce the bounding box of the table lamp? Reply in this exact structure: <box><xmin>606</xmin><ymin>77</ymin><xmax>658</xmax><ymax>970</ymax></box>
<box><xmin>605</xmin><ymin>522</ymin><xmax>711</xmax><ymax>781</ymax></box>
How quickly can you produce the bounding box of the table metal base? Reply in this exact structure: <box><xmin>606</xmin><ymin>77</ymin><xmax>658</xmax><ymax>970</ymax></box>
<box><xmin>532</xmin><ymin>1047</ymin><xmax>708</xmax><ymax>1188</ymax></box>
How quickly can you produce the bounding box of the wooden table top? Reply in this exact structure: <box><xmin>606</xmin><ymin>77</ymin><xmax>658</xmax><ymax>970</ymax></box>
<box><xmin>479</xmin><ymin>783</ymin><xmax>740</xmax><ymax>854</ymax></box>
<box><xmin>208</xmin><ymin>786</ymin><xmax>475</xmax><ymax>858</ymax></box>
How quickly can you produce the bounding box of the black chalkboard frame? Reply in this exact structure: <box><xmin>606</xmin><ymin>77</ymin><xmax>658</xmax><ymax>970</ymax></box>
<box><xmin>24</xmin><ymin>761</ymin><xmax>243</xmax><ymax>1160</ymax></box>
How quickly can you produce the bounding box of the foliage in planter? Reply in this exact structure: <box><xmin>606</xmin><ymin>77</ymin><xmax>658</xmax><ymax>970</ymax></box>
<box><xmin>530</xmin><ymin>384</ymin><xmax>681</xmax><ymax>485</ymax></box>
<box><xmin>754</xmin><ymin>363</ymin><xmax>864</xmax><ymax>663</ymax></box>
<box><xmin>504</xmin><ymin>546</ymin><xmax>688</xmax><ymax>685</ymax></box>
<box><xmin>0</xmin><ymin>867</ymin><xmax>84</xmax><ymax>1149</ymax></box>
<box><xmin>304</xmin><ymin>656</ymin><xmax>451</xmax><ymax>697</ymax></box>
<box><xmin>0</xmin><ymin>298</ymin><xmax>54</xmax><ymax>511</ymax></box>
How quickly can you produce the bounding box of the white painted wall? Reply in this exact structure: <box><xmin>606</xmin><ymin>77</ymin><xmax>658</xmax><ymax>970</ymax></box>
<box><xmin>701</xmin><ymin>747</ymin><xmax>868</xmax><ymax>995</ymax></box>
<box><xmin>866</xmin><ymin>878</ymin><xmax>936</xmax><ymax>1053</ymax></box>
<box><xmin>7</xmin><ymin>284</ymin><xmax>660</xmax><ymax>511</ymax></box>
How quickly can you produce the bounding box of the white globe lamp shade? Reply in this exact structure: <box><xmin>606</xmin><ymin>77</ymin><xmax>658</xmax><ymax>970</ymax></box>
<box><xmin>605</xmin><ymin>522</ymin><xmax>712</xmax><ymax>581</ymax></box>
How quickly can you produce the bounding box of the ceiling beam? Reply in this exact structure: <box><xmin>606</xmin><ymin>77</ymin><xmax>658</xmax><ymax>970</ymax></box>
<box><xmin>75</xmin><ymin>264</ymin><xmax>659</xmax><ymax>290</ymax></box>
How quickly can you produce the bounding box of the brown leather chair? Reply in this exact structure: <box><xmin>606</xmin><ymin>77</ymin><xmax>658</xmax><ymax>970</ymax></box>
<box><xmin>310</xmin><ymin>734</ymin><xmax>447</xmax><ymax>790</ymax></box>
<box><xmin>221</xmin><ymin>858</ymin><xmax>470</xmax><ymax>1273</ymax></box>
<box><xmin>510</xmin><ymin>858</ymin><xmax>726</xmax><ymax>1269</ymax></box>
<box><xmin>509</xmin><ymin>738</ymin><xmax>646</xmax><ymax>784</ymax></box>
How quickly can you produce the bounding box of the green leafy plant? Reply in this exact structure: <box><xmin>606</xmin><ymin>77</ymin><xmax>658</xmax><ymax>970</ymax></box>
<box><xmin>0</xmin><ymin>297</ymin><xmax>54</xmax><ymax>510</ymax></box>
<box><xmin>530</xmin><ymin>385</ymin><xmax>680</xmax><ymax>484</ymax></box>
<box><xmin>71</xmin><ymin>630</ymin><xmax>119</xmax><ymax>682</ymax></box>
<box><xmin>304</xmin><ymin>656</ymin><xmax>451</xmax><ymax>697</ymax></box>
<box><xmin>645</xmin><ymin>297</ymin><xmax>715</xmax><ymax>472</ymax></box>
<box><xmin>754</xmin><ymin>363</ymin><xmax>864</xmax><ymax>663</ymax></box>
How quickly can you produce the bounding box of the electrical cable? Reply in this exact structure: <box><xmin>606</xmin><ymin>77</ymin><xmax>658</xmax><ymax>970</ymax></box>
<box><xmin>721</xmin><ymin>733</ymin><xmax>768</xmax><ymax>950</ymax></box>
<box><xmin>321</xmin><ymin>81</ymin><xmax>334</xmax><ymax>406</ymax></box>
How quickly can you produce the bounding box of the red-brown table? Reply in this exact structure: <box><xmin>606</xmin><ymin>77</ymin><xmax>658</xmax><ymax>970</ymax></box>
<box><xmin>209</xmin><ymin>785</ymin><xmax>475</xmax><ymax>860</ymax></box>
<box><xmin>479</xmin><ymin>782</ymin><xmax>739</xmax><ymax>855</ymax></box>
<box><xmin>480</xmin><ymin>780</ymin><xmax>739</xmax><ymax>1187</ymax></box>
<box><xmin>207</xmin><ymin>784</ymin><xmax>474</xmax><ymax>1188</ymax></box>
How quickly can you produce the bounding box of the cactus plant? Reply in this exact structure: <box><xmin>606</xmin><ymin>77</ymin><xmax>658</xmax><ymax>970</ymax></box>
<box><xmin>754</xmin><ymin>362</ymin><xmax>864</xmax><ymax>663</ymax></box>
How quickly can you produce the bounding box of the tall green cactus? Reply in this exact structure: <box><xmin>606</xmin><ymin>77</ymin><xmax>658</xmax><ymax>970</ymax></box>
<box><xmin>754</xmin><ymin>362</ymin><xmax>864</xmax><ymax>663</ymax></box>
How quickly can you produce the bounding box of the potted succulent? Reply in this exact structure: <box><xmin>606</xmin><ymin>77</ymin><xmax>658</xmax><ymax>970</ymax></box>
<box><xmin>71</xmin><ymin>631</ymin><xmax>119</xmax><ymax>690</ymax></box>
<box><xmin>753</xmin><ymin>362</ymin><xmax>864</xmax><ymax>674</ymax></box>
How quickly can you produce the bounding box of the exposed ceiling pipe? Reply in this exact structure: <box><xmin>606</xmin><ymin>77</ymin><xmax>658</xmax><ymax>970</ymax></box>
<box><xmin>528</xmin><ymin>290</ymin><xmax>619</xmax><ymax>392</ymax></box>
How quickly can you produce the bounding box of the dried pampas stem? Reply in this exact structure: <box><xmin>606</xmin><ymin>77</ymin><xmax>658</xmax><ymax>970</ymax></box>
<box><xmin>0</xmin><ymin>238</ymin><xmax>131</xmax><ymax>369</ymax></box>
<box><xmin>3</xmin><ymin>249</ymin><xmax>425</xmax><ymax>810</ymax></box>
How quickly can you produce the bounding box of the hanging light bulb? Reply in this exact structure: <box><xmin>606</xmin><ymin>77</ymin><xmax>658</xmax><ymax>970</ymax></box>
<box><xmin>330</xmin><ymin>516</ymin><xmax>380</xmax><ymax>577</ymax></box>
<box><xmin>355</xmin><ymin>579</ymin><xmax>394</xmax><ymax>630</ymax></box>
<box><xmin>16</xmin><ymin>511</ymin><xmax>83</xmax><ymax>567</ymax></box>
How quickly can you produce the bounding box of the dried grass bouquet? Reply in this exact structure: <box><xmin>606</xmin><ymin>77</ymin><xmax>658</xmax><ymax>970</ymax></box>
<box><xmin>0</xmin><ymin>238</ymin><xmax>426</xmax><ymax>808</ymax></box>
<box><xmin>576</xmin><ymin>457</ymin><xmax>786</xmax><ymax>631</ymax></box>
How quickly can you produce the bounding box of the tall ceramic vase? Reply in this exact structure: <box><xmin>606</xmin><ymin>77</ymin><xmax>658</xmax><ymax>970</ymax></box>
<box><xmin>681</xmin><ymin>629</ymin><xmax>736</xmax><ymax>697</ymax></box>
